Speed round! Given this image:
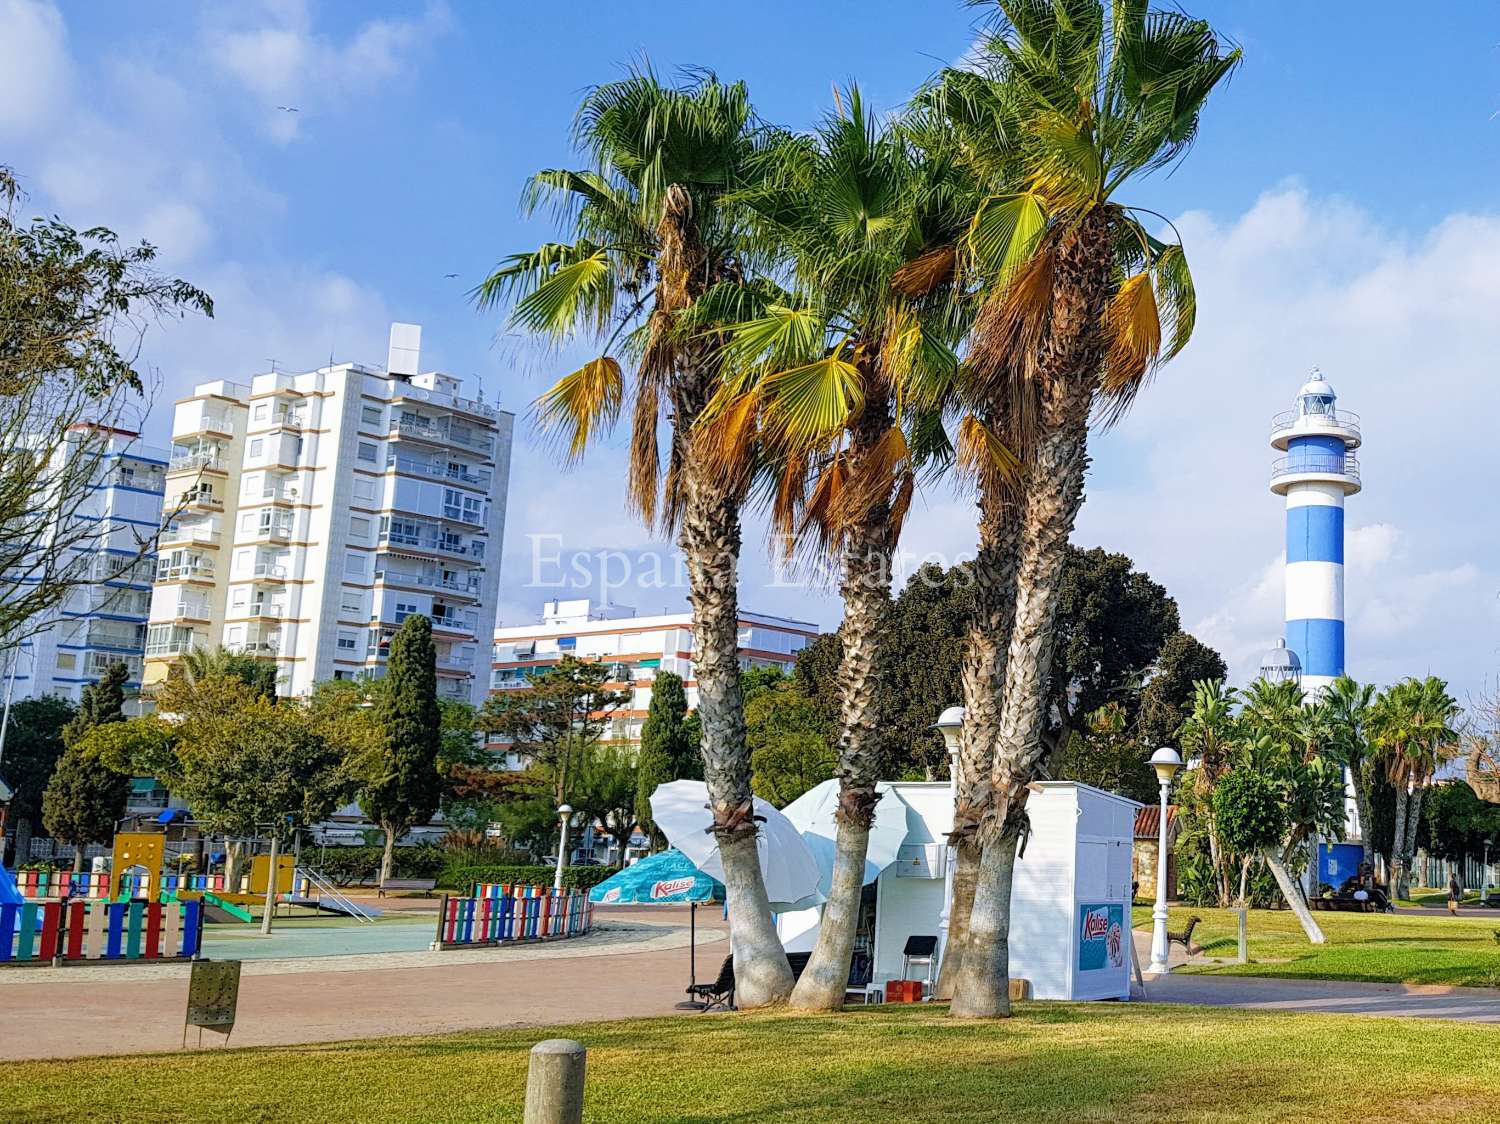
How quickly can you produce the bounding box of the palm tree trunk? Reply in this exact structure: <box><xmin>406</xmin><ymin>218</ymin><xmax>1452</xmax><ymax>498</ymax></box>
<box><xmin>939</xmin><ymin>475</ymin><xmax>1020</xmax><ymax>1000</ymax></box>
<box><xmin>949</xmin><ymin>828</ymin><xmax>1020</xmax><ymax>1018</ymax></box>
<box><xmin>1265</xmin><ymin>850</ymin><xmax>1325</xmax><ymax>944</ymax></box>
<box><xmin>951</xmin><ymin>210</ymin><xmax>1113</xmax><ymax>1020</ymax></box>
<box><xmin>1391</xmin><ymin>785</ymin><xmax>1409</xmax><ymax>899</ymax></box>
<box><xmin>680</xmin><ymin>466</ymin><xmax>791</xmax><ymax>1008</ymax></box>
<box><xmin>1350</xmin><ymin>760</ymin><xmax>1373</xmax><ymax>862</ymax></box>
<box><xmin>791</xmin><ymin>390</ymin><xmax>896</xmax><ymax>1011</ymax></box>
<box><xmin>1403</xmin><ymin>784</ymin><xmax>1426</xmax><ymax>889</ymax></box>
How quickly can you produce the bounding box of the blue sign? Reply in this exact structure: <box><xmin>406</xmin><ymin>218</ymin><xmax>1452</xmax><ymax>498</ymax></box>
<box><xmin>1077</xmin><ymin>902</ymin><xmax>1125</xmax><ymax>973</ymax></box>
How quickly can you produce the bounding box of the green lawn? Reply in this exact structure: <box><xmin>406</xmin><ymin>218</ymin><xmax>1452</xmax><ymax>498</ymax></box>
<box><xmin>1135</xmin><ymin>905</ymin><xmax>1500</xmax><ymax>988</ymax></box>
<box><xmin>4</xmin><ymin>1005</ymin><xmax>1498</xmax><ymax>1123</ymax></box>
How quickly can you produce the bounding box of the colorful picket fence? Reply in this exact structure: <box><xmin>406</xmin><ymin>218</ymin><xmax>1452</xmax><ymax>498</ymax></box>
<box><xmin>1</xmin><ymin>899</ymin><xmax>203</xmax><ymax>965</ymax></box>
<box><xmin>435</xmin><ymin>885</ymin><xmax>593</xmax><ymax>950</ymax></box>
<box><xmin>159</xmin><ymin>873</ymin><xmax>227</xmax><ymax>896</ymax></box>
<box><xmin>13</xmin><ymin>870</ymin><xmax>111</xmax><ymax>901</ymax></box>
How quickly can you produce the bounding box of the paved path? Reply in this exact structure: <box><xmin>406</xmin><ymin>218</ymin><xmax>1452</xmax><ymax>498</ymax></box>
<box><xmin>1139</xmin><ymin>973</ymin><xmax>1500</xmax><ymax>1022</ymax></box>
<box><xmin>0</xmin><ymin>910</ymin><xmax>726</xmax><ymax>1061</ymax></box>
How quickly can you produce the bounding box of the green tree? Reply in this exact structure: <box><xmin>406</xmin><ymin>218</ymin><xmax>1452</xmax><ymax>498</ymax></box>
<box><xmin>1419</xmin><ymin>781</ymin><xmax>1500</xmax><ymax>867</ymax></box>
<box><xmin>932</xmin><ymin>1</ymin><xmax>1239</xmax><ymax>1019</ymax></box>
<box><xmin>1053</xmin><ymin>703</ymin><xmax>1156</xmax><ymax>805</ymax></box>
<box><xmin>42</xmin><ymin>662</ymin><xmax>132</xmax><ymax>871</ymax></box>
<box><xmin>574</xmin><ymin>747</ymin><xmax>640</xmax><ymax>859</ymax></box>
<box><xmin>1319</xmin><ymin>675</ymin><xmax>1376</xmax><ymax>871</ymax></box>
<box><xmin>1136</xmin><ymin>632</ymin><xmax>1228</xmax><ymax>751</ymax></box>
<box><xmin>1369</xmin><ymin>676</ymin><xmax>1461</xmax><ymax>898</ymax></box>
<box><xmin>746</xmin><ymin>671</ymin><xmax>836</xmax><ymax>807</ymax></box>
<box><xmin>179</xmin><ymin>645</ymin><xmax>278</xmax><ymax>699</ymax></box>
<box><xmin>635</xmin><ymin>670</ymin><xmax>695</xmax><ymax>847</ymax></box>
<box><xmin>476</xmin><ymin>68</ymin><xmax>801</xmax><ymax>1007</ymax></box>
<box><xmin>480</xmin><ymin>656</ymin><xmax>629</xmax><ymax>809</ymax></box>
<box><xmin>0</xmin><ymin>167</ymin><xmax>212</xmax><ymax>643</ymax></box>
<box><xmin>0</xmin><ymin>695</ymin><xmax>75</xmax><ymax>862</ymax></box>
<box><xmin>359</xmin><ymin>615</ymin><xmax>444</xmax><ymax>883</ymax></box>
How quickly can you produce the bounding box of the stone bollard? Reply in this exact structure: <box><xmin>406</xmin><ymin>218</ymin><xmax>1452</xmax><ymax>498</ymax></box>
<box><xmin>524</xmin><ymin>1038</ymin><xmax>586</xmax><ymax>1124</ymax></box>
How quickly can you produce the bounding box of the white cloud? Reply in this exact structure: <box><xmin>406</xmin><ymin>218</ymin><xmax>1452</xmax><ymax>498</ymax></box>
<box><xmin>0</xmin><ymin>0</ymin><xmax>71</xmax><ymax>137</ymax></box>
<box><xmin>204</xmin><ymin>0</ymin><xmax>452</xmax><ymax>143</ymax></box>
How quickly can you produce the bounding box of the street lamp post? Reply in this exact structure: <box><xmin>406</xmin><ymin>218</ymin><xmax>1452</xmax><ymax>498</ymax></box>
<box><xmin>1485</xmin><ymin>839</ymin><xmax>1494</xmax><ymax>899</ymax></box>
<box><xmin>1146</xmin><ymin>747</ymin><xmax>1183</xmax><ymax>975</ymax></box>
<box><xmin>932</xmin><ymin>706</ymin><xmax>965</xmax><ymax>973</ymax></box>
<box><xmin>554</xmin><ymin>804</ymin><xmax>574</xmax><ymax>892</ymax></box>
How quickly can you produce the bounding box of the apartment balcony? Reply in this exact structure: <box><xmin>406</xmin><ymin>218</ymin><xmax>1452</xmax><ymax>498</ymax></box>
<box><xmin>230</xmin><ymin>638</ymin><xmax>282</xmax><ymax>658</ymax></box>
<box><xmin>437</xmin><ymin>679</ymin><xmax>472</xmax><ymax>700</ymax></box>
<box><xmin>145</xmin><ymin>632</ymin><xmax>200</xmax><ymax>658</ymax></box>
<box><xmin>246</xmin><ymin>600</ymin><xmax>285</xmax><ymax>619</ymax></box>
<box><xmin>178</xmin><ymin>489</ymin><xmax>224</xmax><ymax>512</ymax></box>
<box><xmin>91</xmin><ymin>555</ymin><xmax>154</xmax><ymax>586</ymax></box>
<box><xmin>251</xmin><ymin>561</ymin><xmax>289</xmax><ymax>583</ymax></box>
<box><xmin>87</xmin><ymin>588</ymin><xmax>152</xmax><ymax>616</ymax></box>
<box><xmin>377</xmin><ymin>529</ymin><xmax>477</xmax><ymax>560</ymax></box>
<box><xmin>389</xmin><ymin>417</ymin><xmax>495</xmax><ymax>457</ymax></box>
<box><xmin>429</xmin><ymin>610</ymin><xmax>480</xmax><ymax>637</ymax></box>
<box><xmin>156</xmin><ymin>558</ymin><xmax>215</xmax><ymax>583</ymax></box>
<box><xmin>81</xmin><ymin>622</ymin><xmax>147</xmax><ymax>650</ymax></box>
<box><xmin>268</xmin><ymin>409</ymin><xmax>305</xmax><ymax>431</ymax></box>
<box><xmin>167</xmin><ymin>597</ymin><xmax>213</xmax><ymax>623</ymax></box>
<box><xmin>168</xmin><ymin>451</ymin><xmax>226</xmax><ymax>475</ymax></box>
<box><xmin>373</xmin><ymin>566</ymin><xmax>482</xmax><ymax>600</ymax></box>
<box><xmin>179</xmin><ymin>409</ymin><xmax>235</xmax><ymax>438</ymax></box>
<box><xmin>85</xmin><ymin>651</ymin><xmax>143</xmax><ymax>678</ymax></box>
<box><xmin>387</xmin><ymin>455</ymin><xmax>492</xmax><ymax>490</ymax></box>
<box><xmin>248</xmin><ymin>520</ymin><xmax>294</xmax><ymax>543</ymax></box>
<box><xmin>436</xmin><ymin>651</ymin><xmax>476</xmax><ymax>676</ymax></box>
<box><xmin>261</xmin><ymin>485</ymin><xmax>299</xmax><ymax>505</ymax></box>
<box><xmin>160</xmin><ymin>523</ymin><xmax>221</xmax><ymax>550</ymax></box>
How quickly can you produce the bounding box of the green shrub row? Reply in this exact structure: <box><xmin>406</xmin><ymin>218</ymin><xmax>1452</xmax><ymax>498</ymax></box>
<box><xmin>310</xmin><ymin>843</ymin><xmax>447</xmax><ymax>886</ymax></box>
<box><xmin>437</xmin><ymin>864</ymin><xmax>619</xmax><ymax>894</ymax></box>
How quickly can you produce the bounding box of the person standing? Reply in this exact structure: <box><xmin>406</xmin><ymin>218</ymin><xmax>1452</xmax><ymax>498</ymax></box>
<box><xmin>1448</xmin><ymin>870</ymin><xmax>1463</xmax><ymax>915</ymax></box>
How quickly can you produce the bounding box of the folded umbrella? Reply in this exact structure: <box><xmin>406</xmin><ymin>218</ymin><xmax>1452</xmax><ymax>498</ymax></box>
<box><xmin>779</xmin><ymin>778</ymin><xmax>913</xmax><ymax>902</ymax></box>
<box><xmin>649</xmin><ymin>780</ymin><xmax>822</xmax><ymax>910</ymax></box>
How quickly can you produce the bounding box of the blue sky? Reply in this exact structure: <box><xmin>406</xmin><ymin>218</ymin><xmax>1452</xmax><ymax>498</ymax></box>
<box><xmin>6</xmin><ymin>1</ymin><xmax>1500</xmax><ymax>704</ymax></box>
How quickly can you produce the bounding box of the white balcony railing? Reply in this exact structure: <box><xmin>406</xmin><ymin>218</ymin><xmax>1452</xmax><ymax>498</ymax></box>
<box><xmin>161</xmin><ymin>525</ymin><xmax>221</xmax><ymax>547</ymax></box>
<box><xmin>170</xmin><ymin>598</ymin><xmax>212</xmax><ymax>621</ymax></box>
<box><xmin>247</xmin><ymin>601</ymin><xmax>284</xmax><ymax>618</ymax></box>
<box><xmin>1270</xmin><ymin>408</ymin><xmax>1361</xmax><ymax>441</ymax></box>
<box><xmin>252</xmin><ymin>562</ymin><xmax>288</xmax><ymax>580</ymax></box>
<box><xmin>388</xmin><ymin>455</ymin><xmax>492</xmax><ymax>489</ymax></box>
<box><xmin>1270</xmin><ymin>452</ymin><xmax>1361</xmax><ymax>484</ymax></box>
<box><xmin>156</xmin><ymin>560</ymin><xmax>215</xmax><ymax>582</ymax></box>
<box><xmin>169</xmin><ymin>452</ymin><xmax>223</xmax><ymax>473</ymax></box>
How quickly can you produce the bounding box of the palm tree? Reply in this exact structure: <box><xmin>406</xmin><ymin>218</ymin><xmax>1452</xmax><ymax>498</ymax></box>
<box><xmin>474</xmin><ymin>69</ymin><xmax>796</xmax><ymax>1006</ymax></box>
<box><xmin>707</xmin><ymin>90</ymin><xmax>976</xmax><ymax>1009</ymax></box>
<box><xmin>1321</xmin><ymin>676</ymin><xmax>1376</xmax><ymax>867</ymax></box>
<box><xmin>1178</xmin><ymin>678</ymin><xmax>1238</xmax><ymax>905</ymax></box>
<box><xmin>1369</xmin><ymin>676</ymin><xmax>1460</xmax><ymax>898</ymax></box>
<box><xmin>930</xmin><ymin>1</ymin><xmax>1240</xmax><ymax>1017</ymax></box>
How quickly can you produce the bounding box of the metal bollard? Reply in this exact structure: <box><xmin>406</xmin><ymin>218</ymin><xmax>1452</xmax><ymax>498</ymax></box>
<box><xmin>524</xmin><ymin>1038</ymin><xmax>586</xmax><ymax>1124</ymax></box>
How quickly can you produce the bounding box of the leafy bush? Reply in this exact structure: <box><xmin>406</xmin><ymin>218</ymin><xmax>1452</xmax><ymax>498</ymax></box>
<box><xmin>309</xmin><ymin>843</ymin><xmax>446</xmax><ymax>886</ymax></box>
<box><xmin>438</xmin><ymin>863</ymin><xmax>619</xmax><ymax>894</ymax></box>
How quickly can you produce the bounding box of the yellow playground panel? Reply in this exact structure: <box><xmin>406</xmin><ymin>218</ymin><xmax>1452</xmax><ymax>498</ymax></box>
<box><xmin>111</xmin><ymin>832</ymin><xmax>165</xmax><ymax>899</ymax></box>
<box><xmin>247</xmin><ymin>854</ymin><xmax>296</xmax><ymax>896</ymax></box>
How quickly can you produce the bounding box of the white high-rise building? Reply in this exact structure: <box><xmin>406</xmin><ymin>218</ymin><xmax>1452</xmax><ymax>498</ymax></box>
<box><xmin>144</xmin><ymin>324</ymin><xmax>514</xmax><ymax>706</ymax></box>
<box><xmin>3</xmin><ymin>427</ymin><xmax>167</xmax><ymax>709</ymax></box>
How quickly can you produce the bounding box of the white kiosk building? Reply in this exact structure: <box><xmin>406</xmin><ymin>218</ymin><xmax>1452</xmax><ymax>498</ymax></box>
<box><xmin>778</xmin><ymin>780</ymin><xmax>1139</xmax><ymax>1002</ymax></box>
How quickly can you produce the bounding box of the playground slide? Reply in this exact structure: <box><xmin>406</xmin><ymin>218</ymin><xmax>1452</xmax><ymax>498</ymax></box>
<box><xmin>0</xmin><ymin>863</ymin><xmax>22</xmax><ymax>906</ymax></box>
<box><xmin>199</xmin><ymin>891</ymin><xmax>254</xmax><ymax>924</ymax></box>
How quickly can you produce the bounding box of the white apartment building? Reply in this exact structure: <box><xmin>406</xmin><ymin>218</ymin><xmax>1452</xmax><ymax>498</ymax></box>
<box><xmin>490</xmin><ymin>598</ymin><xmax>820</xmax><ymax>762</ymax></box>
<box><xmin>3</xmin><ymin>426</ymin><xmax>167</xmax><ymax>709</ymax></box>
<box><xmin>144</xmin><ymin>324</ymin><xmax>514</xmax><ymax>706</ymax></box>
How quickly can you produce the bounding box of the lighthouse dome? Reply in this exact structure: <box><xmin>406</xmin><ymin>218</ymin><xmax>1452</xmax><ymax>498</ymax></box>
<box><xmin>1296</xmin><ymin>368</ymin><xmax>1336</xmax><ymax>418</ymax></box>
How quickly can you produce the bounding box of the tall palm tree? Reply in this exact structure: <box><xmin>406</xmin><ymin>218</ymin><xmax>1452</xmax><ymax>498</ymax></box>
<box><xmin>1178</xmin><ymin>678</ymin><xmax>1238</xmax><ymax>905</ymax></box>
<box><xmin>474</xmin><ymin>69</ymin><xmax>796</xmax><ymax>1005</ymax></box>
<box><xmin>1369</xmin><ymin>676</ymin><xmax>1460</xmax><ymax>898</ymax></box>
<box><xmin>706</xmin><ymin>90</ymin><xmax>977</xmax><ymax>1009</ymax></box>
<box><xmin>1321</xmin><ymin>675</ymin><xmax>1376</xmax><ymax>866</ymax></box>
<box><xmin>930</xmin><ymin>0</ymin><xmax>1240</xmax><ymax>1018</ymax></box>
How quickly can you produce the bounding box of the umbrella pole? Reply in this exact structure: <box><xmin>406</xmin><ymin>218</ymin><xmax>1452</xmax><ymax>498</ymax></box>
<box><xmin>675</xmin><ymin>901</ymin><xmax>706</xmax><ymax>1011</ymax></box>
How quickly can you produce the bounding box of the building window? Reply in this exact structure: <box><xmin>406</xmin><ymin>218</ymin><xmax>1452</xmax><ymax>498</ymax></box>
<box><xmin>357</xmin><ymin>442</ymin><xmax>377</xmax><ymax>463</ymax></box>
<box><xmin>337</xmin><ymin>630</ymin><xmax>358</xmax><ymax>652</ymax></box>
<box><xmin>353</xmin><ymin>478</ymin><xmax>376</xmax><ymax>501</ymax></box>
<box><xmin>249</xmin><ymin>438</ymin><xmax>264</xmax><ymax>457</ymax></box>
<box><xmin>362</xmin><ymin>405</ymin><xmax>382</xmax><ymax>427</ymax></box>
<box><xmin>56</xmin><ymin>653</ymin><xmax>76</xmax><ymax>671</ymax></box>
<box><xmin>344</xmin><ymin>551</ymin><xmax>366</xmax><ymax>578</ymax></box>
<box><xmin>395</xmin><ymin>601</ymin><xmax>419</xmax><ymax>621</ymax></box>
<box><xmin>340</xmin><ymin>590</ymin><xmax>364</xmax><ymax>616</ymax></box>
<box><xmin>254</xmin><ymin>403</ymin><xmax>268</xmax><ymax>421</ymax></box>
<box><xmin>350</xmin><ymin>516</ymin><xmax>371</xmax><ymax>539</ymax></box>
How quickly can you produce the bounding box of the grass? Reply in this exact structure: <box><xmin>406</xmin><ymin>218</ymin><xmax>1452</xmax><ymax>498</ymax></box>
<box><xmin>4</xmin><ymin>1005</ymin><xmax>1498</xmax><ymax>1123</ymax></box>
<box><xmin>1134</xmin><ymin>906</ymin><xmax>1500</xmax><ymax>988</ymax></box>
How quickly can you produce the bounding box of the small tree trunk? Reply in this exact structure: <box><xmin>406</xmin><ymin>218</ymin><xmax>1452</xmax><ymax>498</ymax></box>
<box><xmin>13</xmin><ymin>816</ymin><xmax>33</xmax><ymax>867</ymax></box>
<box><xmin>1391</xmin><ymin>786</ymin><xmax>1410</xmax><ymax>899</ymax></box>
<box><xmin>950</xmin><ymin>830</ymin><xmax>1020</xmax><ymax>1019</ymax></box>
<box><xmin>1403</xmin><ymin>785</ymin><xmax>1426</xmax><ymax>889</ymax></box>
<box><xmin>1350</xmin><ymin>762</ymin><xmax>1373</xmax><ymax>860</ymax></box>
<box><xmin>73</xmin><ymin>842</ymin><xmax>87</xmax><ymax>874</ymax></box>
<box><xmin>935</xmin><ymin>838</ymin><xmax>981</xmax><ymax>1000</ymax></box>
<box><xmin>1265</xmin><ymin>850</ymin><xmax>1325</xmax><ymax>944</ymax></box>
<box><xmin>790</xmin><ymin>820</ymin><xmax>870</xmax><ymax>1010</ymax></box>
<box><xmin>1238</xmin><ymin>856</ymin><xmax>1251</xmax><ymax>907</ymax></box>
<box><xmin>380</xmin><ymin>824</ymin><xmax>397</xmax><ymax>884</ymax></box>
<box><xmin>1207</xmin><ymin>817</ymin><xmax>1230</xmax><ymax>907</ymax></box>
<box><xmin>224</xmin><ymin>841</ymin><xmax>244</xmax><ymax>891</ymax></box>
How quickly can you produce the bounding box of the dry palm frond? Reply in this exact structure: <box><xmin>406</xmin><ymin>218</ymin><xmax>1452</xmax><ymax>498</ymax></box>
<box><xmin>626</xmin><ymin>376</ymin><xmax>661</xmax><ymax>525</ymax></box>
<box><xmin>1096</xmin><ymin>271</ymin><xmax>1162</xmax><ymax>426</ymax></box>
<box><xmin>693</xmin><ymin>389</ymin><xmax>762</xmax><ymax>495</ymax></box>
<box><xmin>832</xmin><ymin>422</ymin><xmax>908</xmax><ymax>532</ymax></box>
<box><xmin>799</xmin><ymin>453</ymin><xmax>850</xmax><ymax>559</ymax></box>
<box><xmin>955</xmin><ymin>413</ymin><xmax>1022</xmax><ymax>490</ymax></box>
<box><xmin>533</xmin><ymin>356</ymin><xmax>625</xmax><ymax>462</ymax></box>
<box><xmin>891</xmin><ymin>245</ymin><xmax>957</xmax><ymax>297</ymax></box>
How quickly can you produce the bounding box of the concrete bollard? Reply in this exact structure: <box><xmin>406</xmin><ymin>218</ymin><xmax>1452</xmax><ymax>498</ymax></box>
<box><xmin>1236</xmin><ymin>907</ymin><xmax>1248</xmax><ymax>964</ymax></box>
<box><xmin>524</xmin><ymin>1038</ymin><xmax>586</xmax><ymax>1124</ymax></box>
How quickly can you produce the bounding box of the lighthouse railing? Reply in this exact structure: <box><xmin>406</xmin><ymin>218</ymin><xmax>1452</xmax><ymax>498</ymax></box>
<box><xmin>1270</xmin><ymin>408</ymin><xmax>1360</xmax><ymax>441</ymax></box>
<box><xmin>1270</xmin><ymin>452</ymin><xmax>1360</xmax><ymax>484</ymax></box>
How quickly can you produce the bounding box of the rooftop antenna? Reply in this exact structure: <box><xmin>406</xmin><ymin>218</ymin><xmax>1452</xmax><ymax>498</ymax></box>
<box><xmin>266</xmin><ymin>358</ymin><xmax>279</xmax><ymax>374</ymax></box>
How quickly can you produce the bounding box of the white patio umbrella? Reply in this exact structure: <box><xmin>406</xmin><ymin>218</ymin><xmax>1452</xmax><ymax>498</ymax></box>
<box><xmin>649</xmin><ymin>780</ymin><xmax>822</xmax><ymax>910</ymax></box>
<box><xmin>779</xmin><ymin>779</ymin><xmax>913</xmax><ymax>902</ymax></box>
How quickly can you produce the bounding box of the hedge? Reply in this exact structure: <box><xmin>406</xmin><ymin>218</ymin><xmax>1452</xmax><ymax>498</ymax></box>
<box><xmin>310</xmin><ymin>844</ymin><xmax>447</xmax><ymax>887</ymax></box>
<box><xmin>438</xmin><ymin>864</ymin><xmax>620</xmax><ymax>894</ymax></box>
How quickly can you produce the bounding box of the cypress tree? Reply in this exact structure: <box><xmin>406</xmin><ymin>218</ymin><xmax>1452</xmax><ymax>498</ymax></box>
<box><xmin>44</xmin><ymin>661</ymin><xmax>131</xmax><ymax>870</ymax></box>
<box><xmin>360</xmin><ymin>615</ymin><xmax>443</xmax><ymax>882</ymax></box>
<box><xmin>635</xmin><ymin>671</ymin><xmax>693</xmax><ymax>848</ymax></box>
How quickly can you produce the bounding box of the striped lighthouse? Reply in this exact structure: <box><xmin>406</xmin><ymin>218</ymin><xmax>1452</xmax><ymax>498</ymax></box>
<box><xmin>1269</xmin><ymin>370</ymin><xmax>1361</xmax><ymax>694</ymax></box>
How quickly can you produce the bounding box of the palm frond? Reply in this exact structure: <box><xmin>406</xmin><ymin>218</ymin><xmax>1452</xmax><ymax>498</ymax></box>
<box><xmin>533</xmin><ymin>356</ymin><xmax>625</xmax><ymax>462</ymax></box>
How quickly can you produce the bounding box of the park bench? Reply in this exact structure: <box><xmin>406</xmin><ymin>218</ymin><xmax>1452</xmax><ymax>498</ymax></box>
<box><xmin>377</xmin><ymin>877</ymin><xmax>437</xmax><ymax>898</ymax></box>
<box><xmin>1167</xmin><ymin>914</ymin><xmax>1201</xmax><ymax>954</ymax></box>
<box><xmin>1312</xmin><ymin>896</ymin><xmax>1374</xmax><ymax>912</ymax></box>
<box><xmin>688</xmin><ymin>954</ymin><xmax>736</xmax><ymax>1012</ymax></box>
